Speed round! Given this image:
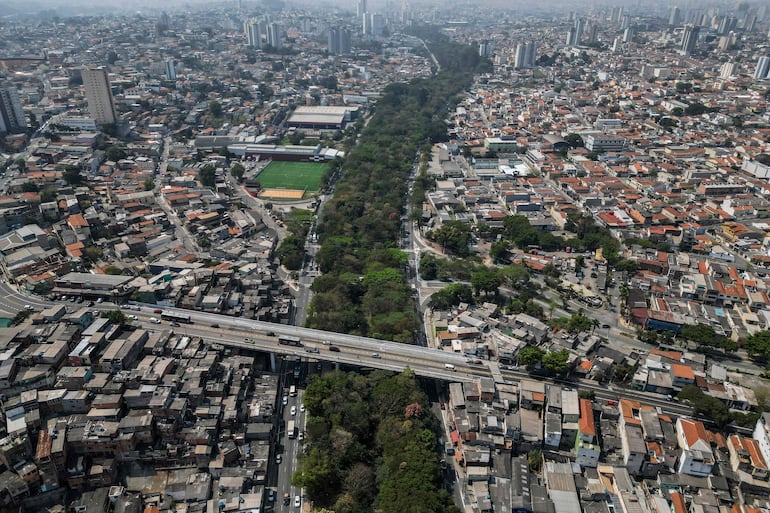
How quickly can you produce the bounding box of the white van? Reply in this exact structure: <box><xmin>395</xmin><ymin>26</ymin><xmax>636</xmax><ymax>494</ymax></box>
<box><xmin>444</xmin><ymin>363</ymin><xmax>455</xmax><ymax>370</ymax></box>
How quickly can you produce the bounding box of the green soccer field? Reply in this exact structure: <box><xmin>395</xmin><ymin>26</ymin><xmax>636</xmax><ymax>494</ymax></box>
<box><xmin>255</xmin><ymin>161</ymin><xmax>327</xmax><ymax>192</ymax></box>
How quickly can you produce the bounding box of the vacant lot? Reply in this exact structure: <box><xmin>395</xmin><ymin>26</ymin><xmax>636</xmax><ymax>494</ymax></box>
<box><xmin>256</xmin><ymin>161</ymin><xmax>327</xmax><ymax>193</ymax></box>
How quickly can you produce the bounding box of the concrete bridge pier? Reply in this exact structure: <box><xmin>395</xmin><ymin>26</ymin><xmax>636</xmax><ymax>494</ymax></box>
<box><xmin>269</xmin><ymin>352</ymin><xmax>278</xmax><ymax>372</ymax></box>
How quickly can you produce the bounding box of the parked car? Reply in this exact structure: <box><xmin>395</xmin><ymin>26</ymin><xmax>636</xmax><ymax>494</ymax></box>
<box><xmin>294</xmin><ymin>496</ymin><xmax>301</xmax><ymax>508</ymax></box>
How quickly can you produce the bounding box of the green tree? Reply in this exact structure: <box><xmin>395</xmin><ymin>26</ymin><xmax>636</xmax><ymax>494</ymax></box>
<box><xmin>566</xmin><ymin>313</ymin><xmax>593</xmax><ymax>333</ymax></box>
<box><xmin>564</xmin><ymin>133</ymin><xmax>584</xmax><ymax>148</ymax></box>
<box><xmin>83</xmin><ymin>246</ymin><xmax>103</xmax><ymax>262</ymax></box>
<box><xmin>527</xmin><ymin>448</ymin><xmax>542</xmax><ymax>472</ymax></box>
<box><xmin>489</xmin><ymin>240</ymin><xmax>510</xmax><ymax>262</ymax></box>
<box><xmin>685</xmin><ymin>102</ymin><xmax>707</xmax><ymax>116</ymax></box>
<box><xmin>471</xmin><ymin>268</ymin><xmax>502</xmax><ymax>296</ymax></box>
<box><xmin>614</xmin><ymin>259</ymin><xmax>637</xmax><ymax>273</ymax></box>
<box><xmin>11</xmin><ymin>309</ymin><xmax>32</xmax><ymax>326</ymax></box>
<box><xmin>677</xmin><ymin>385</ymin><xmax>731</xmax><ymax>427</ymax></box>
<box><xmin>208</xmin><ymin>100</ymin><xmax>223</xmax><ymax>117</ymax></box>
<box><xmin>501</xmin><ymin>264</ymin><xmax>530</xmax><ymax>287</ymax></box>
<box><xmin>142</xmin><ymin>179</ymin><xmax>155</xmax><ymax>191</ymax></box>
<box><xmin>292</xmin><ymin>447</ymin><xmax>337</xmax><ymax>501</ymax></box>
<box><xmin>230</xmin><ymin>162</ymin><xmax>245</xmax><ymax>181</ymax></box>
<box><xmin>105</xmin><ymin>146</ymin><xmax>127</xmax><ymax>162</ymax></box>
<box><xmin>428</xmin><ymin>283</ymin><xmax>473</xmax><ymax>310</ymax></box>
<box><xmin>21</xmin><ymin>181</ymin><xmax>39</xmax><ymax>192</ymax></box>
<box><xmin>63</xmin><ymin>165</ymin><xmax>83</xmax><ymax>185</ymax></box>
<box><xmin>744</xmin><ymin>331</ymin><xmax>770</xmax><ymax>362</ymax></box>
<box><xmin>102</xmin><ymin>309</ymin><xmax>127</xmax><ymax>325</ymax></box>
<box><xmin>40</xmin><ymin>188</ymin><xmax>57</xmax><ymax>202</ymax></box>
<box><xmin>429</xmin><ymin>221</ymin><xmax>471</xmax><ymax>256</ymax></box>
<box><xmin>197</xmin><ymin>164</ymin><xmax>217</xmax><ymax>187</ymax></box>
<box><xmin>104</xmin><ymin>266</ymin><xmax>122</xmax><ymax>275</ymax></box>
<box><xmin>542</xmin><ymin>350</ymin><xmax>571</xmax><ymax>374</ymax></box>
<box><xmin>519</xmin><ymin>346</ymin><xmax>545</xmax><ymax>367</ymax></box>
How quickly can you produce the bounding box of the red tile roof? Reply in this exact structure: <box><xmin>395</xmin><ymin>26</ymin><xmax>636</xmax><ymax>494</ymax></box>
<box><xmin>579</xmin><ymin>398</ymin><xmax>595</xmax><ymax>437</ymax></box>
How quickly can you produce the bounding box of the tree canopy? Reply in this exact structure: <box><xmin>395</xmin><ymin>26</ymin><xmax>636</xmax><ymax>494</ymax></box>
<box><xmin>197</xmin><ymin>164</ymin><xmax>216</xmax><ymax>187</ymax></box>
<box><xmin>307</xmin><ymin>31</ymin><xmax>484</xmax><ymax>343</ymax></box>
<box><xmin>293</xmin><ymin>370</ymin><xmax>458</xmax><ymax>513</ymax></box>
<box><xmin>744</xmin><ymin>331</ymin><xmax>770</xmax><ymax>363</ymax></box>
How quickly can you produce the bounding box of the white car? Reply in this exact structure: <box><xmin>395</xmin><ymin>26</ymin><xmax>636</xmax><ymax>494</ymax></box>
<box><xmin>282</xmin><ymin>396</ymin><xmax>288</xmax><ymax>406</ymax></box>
<box><xmin>299</xmin><ymin>404</ymin><xmax>305</xmax><ymax>413</ymax></box>
<box><xmin>149</xmin><ymin>317</ymin><xmax>161</xmax><ymax>324</ymax></box>
<box><xmin>23</xmin><ymin>304</ymin><xmax>33</xmax><ymax>310</ymax></box>
<box><xmin>294</xmin><ymin>496</ymin><xmax>301</xmax><ymax>508</ymax></box>
<box><xmin>129</xmin><ymin>315</ymin><xmax>139</xmax><ymax>320</ymax></box>
<box><xmin>290</xmin><ymin>405</ymin><xmax>296</xmax><ymax>416</ymax></box>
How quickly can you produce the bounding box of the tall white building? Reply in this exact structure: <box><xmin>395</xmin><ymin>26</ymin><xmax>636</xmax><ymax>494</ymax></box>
<box><xmin>669</xmin><ymin>6</ymin><xmax>681</xmax><ymax>26</ymax></box>
<box><xmin>363</xmin><ymin>13</ymin><xmax>384</xmax><ymax>38</ymax></box>
<box><xmin>514</xmin><ymin>42</ymin><xmax>537</xmax><ymax>69</ymax></box>
<box><xmin>244</xmin><ymin>19</ymin><xmax>263</xmax><ymax>48</ymax></box>
<box><xmin>82</xmin><ymin>67</ymin><xmax>117</xmax><ymax>126</ymax></box>
<box><xmin>164</xmin><ymin>58</ymin><xmax>176</xmax><ymax>80</ymax></box>
<box><xmin>328</xmin><ymin>27</ymin><xmax>351</xmax><ymax>55</ymax></box>
<box><xmin>754</xmin><ymin>56</ymin><xmax>770</xmax><ymax>80</ymax></box>
<box><xmin>680</xmin><ymin>25</ymin><xmax>699</xmax><ymax>55</ymax></box>
<box><xmin>720</xmin><ymin>61</ymin><xmax>736</xmax><ymax>79</ymax></box>
<box><xmin>0</xmin><ymin>84</ymin><xmax>26</xmax><ymax>134</ymax></box>
<box><xmin>267</xmin><ymin>23</ymin><xmax>282</xmax><ymax>49</ymax></box>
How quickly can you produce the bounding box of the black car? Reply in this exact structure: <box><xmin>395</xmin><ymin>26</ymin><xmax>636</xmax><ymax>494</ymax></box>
<box><xmin>266</xmin><ymin>331</ymin><xmax>275</xmax><ymax>336</ymax></box>
<box><xmin>211</xmin><ymin>323</ymin><xmax>219</xmax><ymax>328</ymax></box>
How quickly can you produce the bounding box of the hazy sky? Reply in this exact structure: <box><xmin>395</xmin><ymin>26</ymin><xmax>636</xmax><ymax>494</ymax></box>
<box><xmin>0</xmin><ymin>0</ymin><xmax>757</xmax><ymax>19</ymax></box>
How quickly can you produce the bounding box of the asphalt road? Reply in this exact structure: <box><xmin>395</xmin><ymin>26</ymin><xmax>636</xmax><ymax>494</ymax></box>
<box><xmin>274</xmin><ymin>386</ymin><xmax>306</xmax><ymax>513</ymax></box>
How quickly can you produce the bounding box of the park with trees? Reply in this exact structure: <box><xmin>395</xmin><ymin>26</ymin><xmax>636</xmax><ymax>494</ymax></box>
<box><xmin>306</xmin><ymin>28</ymin><xmax>490</xmax><ymax>343</ymax></box>
<box><xmin>293</xmin><ymin>369</ymin><xmax>459</xmax><ymax>513</ymax></box>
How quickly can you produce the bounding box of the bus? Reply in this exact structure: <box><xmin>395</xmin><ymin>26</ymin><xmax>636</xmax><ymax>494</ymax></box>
<box><xmin>278</xmin><ymin>335</ymin><xmax>301</xmax><ymax>346</ymax></box>
<box><xmin>287</xmin><ymin>420</ymin><xmax>297</xmax><ymax>439</ymax></box>
<box><xmin>161</xmin><ymin>311</ymin><xmax>192</xmax><ymax>323</ymax></box>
